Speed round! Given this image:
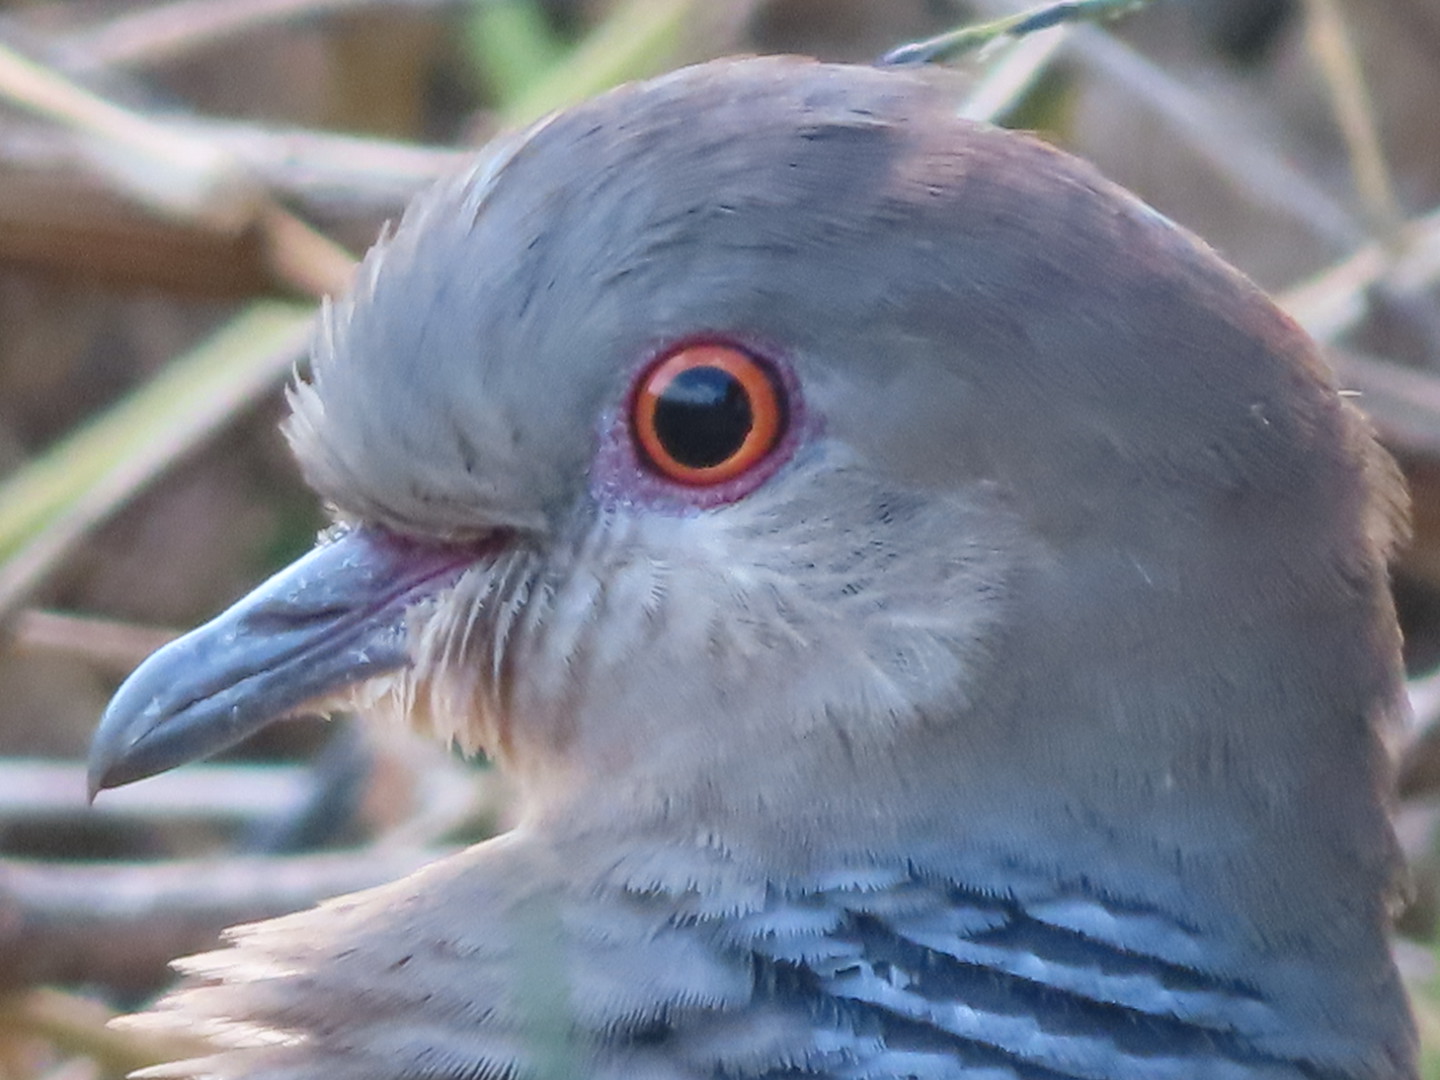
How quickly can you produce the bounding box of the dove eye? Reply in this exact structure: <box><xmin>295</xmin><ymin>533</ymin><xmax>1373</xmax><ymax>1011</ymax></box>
<box><xmin>632</xmin><ymin>343</ymin><xmax>786</xmax><ymax>486</ymax></box>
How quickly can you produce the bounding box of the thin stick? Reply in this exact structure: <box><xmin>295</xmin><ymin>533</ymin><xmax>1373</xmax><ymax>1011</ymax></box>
<box><xmin>7</xmin><ymin>610</ymin><xmax>178</xmax><ymax>671</ymax></box>
<box><xmin>257</xmin><ymin>202</ymin><xmax>358</xmax><ymax>298</ymax></box>
<box><xmin>0</xmin><ymin>40</ymin><xmax>253</xmax><ymax>227</ymax></box>
<box><xmin>59</xmin><ymin>0</ymin><xmax>458</xmax><ymax>71</ymax></box>
<box><xmin>1301</xmin><ymin>0</ymin><xmax>1404</xmax><ymax>242</ymax></box>
<box><xmin>1280</xmin><ymin>204</ymin><xmax>1440</xmax><ymax>342</ymax></box>
<box><xmin>881</xmin><ymin>0</ymin><xmax>1149</xmax><ymax>66</ymax></box>
<box><xmin>0</xmin><ymin>851</ymin><xmax>449</xmax><ymax>992</ymax></box>
<box><xmin>0</xmin><ymin>304</ymin><xmax>313</xmax><ymax>619</ymax></box>
<box><xmin>0</xmin><ymin>988</ymin><xmax>203</xmax><ymax>1076</ymax></box>
<box><xmin>959</xmin><ymin>22</ymin><xmax>1072</xmax><ymax>123</ymax></box>
<box><xmin>1064</xmin><ymin>26</ymin><xmax>1365</xmax><ymax>253</ymax></box>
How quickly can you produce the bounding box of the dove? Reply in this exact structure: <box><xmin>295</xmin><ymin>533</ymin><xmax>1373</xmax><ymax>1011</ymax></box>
<box><xmin>89</xmin><ymin>56</ymin><xmax>1416</xmax><ymax>1080</ymax></box>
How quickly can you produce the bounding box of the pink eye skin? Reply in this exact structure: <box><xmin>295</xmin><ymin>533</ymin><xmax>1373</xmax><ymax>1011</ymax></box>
<box><xmin>589</xmin><ymin>337</ymin><xmax>812</xmax><ymax>513</ymax></box>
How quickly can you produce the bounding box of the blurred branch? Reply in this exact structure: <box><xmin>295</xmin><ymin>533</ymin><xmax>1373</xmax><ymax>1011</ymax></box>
<box><xmin>0</xmin><ymin>759</ymin><xmax>310</xmax><ymax>824</ymax></box>
<box><xmin>8</xmin><ymin>610</ymin><xmax>178</xmax><ymax>673</ymax></box>
<box><xmin>499</xmin><ymin>0</ymin><xmax>695</xmax><ymax>128</ymax></box>
<box><xmin>959</xmin><ymin>23</ymin><xmax>1072</xmax><ymax>122</ymax></box>
<box><xmin>0</xmin><ymin>0</ymin><xmax>710</xmax><ymax>293</ymax></box>
<box><xmin>0</xmin><ymin>303</ymin><xmax>312</xmax><ymax>620</ymax></box>
<box><xmin>0</xmin><ymin>740</ymin><xmax>496</xmax><ymax>848</ymax></box>
<box><xmin>0</xmin><ymin>39</ymin><xmax>255</xmax><ymax>227</ymax></box>
<box><xmin>0</xmin><ymin>44</ymin><xmax>357</xmax><ymax>296</ymax></box>
<box><xmin>0</xmin><ymin>1</ymin><xmax>720</xmax><ymax>294</ymax></box>
<box><xmin>1058</xmin><ymin>25</ymin><xmax>1366</xmax><ymax>253</ymax></box>
<box><xmin>881</xmin><ymin>0</ymin><xmax>1147</xmax><ymax>65</ymax></box>
<box><xmin>1330</xmin><ymin>349</ymin><xmax>1440</xmax><ymax>459</ymax></box>
<box><xmin>0</xmin><ymin>0</ymin><xmax>699</xmax><ymax>638</ymax></box>
<box><xmin>0</xmin><ymin>118</ymin><xmax>461</xmax><ymax>291</ymax></box>
<box><xmin>0</xmin><ymin>850</ymin><xmax>449</xmax><ymax>992</ymax></box>
<box><xmin>0</xmin><ymin>989</ymin><xmax>203</xmax><ymax>1076</ymax></box>
<box><xmin>1403</xmin><ymin>666</ymin><xmax>1440</xmax><ymax>798</ymax></box>
<box><xmin>54</xmin><ymin>0</ymin><xmax>467</xmax><ymax>72</ymax></box>
<box><xmin>0</xmin><ymin>167</ymin><xmax>267</xmax><ymax>295</ymax></box>
<box><xmin>184</xmin><ymin>118</ymin><xmax>466</xmax><ymax>210</ymax></box>
<box><xmin>255</xmin><ymin>202</ymin><xmax>358</xmax><ymax>298</ymax></box>
<box><xmin>1302</xmin><ymin>0</ymin><xmax>1403</xmax><ymax>241</ymax></box>
<box><xmin>466</xmin><ymin>0</ymin><xmax>568</xmax><ymax>104</ymax></box>
<box><xmin>1280</xmin><ymin>203</ymin><xmax>1440</xmax><ymax>342</ymax></box>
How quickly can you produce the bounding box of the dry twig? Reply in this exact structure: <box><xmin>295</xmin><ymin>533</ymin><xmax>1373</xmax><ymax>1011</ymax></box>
<box><xmin>0</xmin><ymin>849</ymin><xmax>445</xmax><ymax>991</ymax></box>
<box><xmin>57</xmin><ymin>0</ymin><xmax>464</xmax><ymax>72</ymax></box>
<box><xmin>1302</xmin><ymin>0</ymin><xmax>1404</xmax><ymax>241</ymax></box>
<box><xmin>8</xmin><ymin>610</ymin><xmax>178</xmax><ymax>673</ymax></box>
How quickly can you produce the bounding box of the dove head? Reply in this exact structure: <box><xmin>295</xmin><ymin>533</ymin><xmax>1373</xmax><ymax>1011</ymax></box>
<box><xmin>275</xmin><ymin>55</ymin><xmax>1404</xmax><ymax>847</ymax></box>
<box><xmin>283</xmin><ymin>64</ymin><xmax>1043</xmax><ymax>810</ymax></box>
<box><xmin>91</xmin><ymin>57</ymin><xmax>1405</xmax><ymax>959</ymax></box>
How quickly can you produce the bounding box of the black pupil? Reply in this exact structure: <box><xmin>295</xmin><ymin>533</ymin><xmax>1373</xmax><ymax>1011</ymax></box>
<box><xmin>652</xmin><ymin>365</ymin><xmax>755</xmax><ymax>469</ymax></box>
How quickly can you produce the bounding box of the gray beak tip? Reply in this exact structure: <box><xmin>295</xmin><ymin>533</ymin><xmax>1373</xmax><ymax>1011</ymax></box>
<box><xmin>86</xmin><ymin>709</ymin><xmax>135</xmax><ymax>799</ymax></box>
<box><xmin>86</xmin><ymin>688</ymin><xmax>181</xmax><ymax>795</ymax></box>
<box><xmin>85</xmin><ymin>528</ymin><xmax>477</xmax><ymax>795</ymax></box>
<box><xmin>86</xmin><ymin>762</ymin><xmax>119</xmax><ymax>802</ymax></box>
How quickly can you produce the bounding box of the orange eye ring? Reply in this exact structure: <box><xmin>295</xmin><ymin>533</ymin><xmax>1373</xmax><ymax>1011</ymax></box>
<box><xmin>632</xmin><ymin>343</ymin><xmax>786</xmax><ymax>486</ymax></box>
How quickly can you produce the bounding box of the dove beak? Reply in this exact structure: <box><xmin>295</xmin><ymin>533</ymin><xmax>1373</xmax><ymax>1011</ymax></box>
<box><xmin>87</xmin><ymin>527</ymin><xmax>474</xmax><ymax>797</ymax></box>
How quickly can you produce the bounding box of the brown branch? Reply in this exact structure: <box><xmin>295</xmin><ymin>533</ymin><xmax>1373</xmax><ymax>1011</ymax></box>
<box><xmin>7</xmin><ymin>610</ymin><xmax>178</xmax><ymax>674</ymax></box>
<box><xmin>0</xmin><ymin>760</ymin><xmax>311</xmax><ymax>825</ymax></box>
<box><xmin>1059</xmin><ymin>25</ymin><xmax>1366</xmax><ymax>253</ymax></box>
<box><xmin>1333</xmin><ymin>349</ymin><xmax>1440</xmax><ymax>459</ymax></box>
<box><xmin>56</xmin><ymin>0</ymin><xmax>466</xmax><ymax>73</ymax></box>
<box><xmin>1301</xmin><ymin>0</ymin><xmax>1403</xmax><ymax>240</ymax></box>
<box><xmin>0</xmin><ymin>988</ymin><xmax>203</xmax><ymax>1076</ymax></box>
<box><xmin>1280</xmin><ymin>204</ymin><xmax>1440</xmax><ymax>344</ymax></box>
<box><xmin>0</xmin><ymin>41</ymin><xmax>367</xmax><ymax>298</ymax></box>
<box><xmin>256</xmin><ymin>202</ymin><xmax>358</xmax><ymax>298</ymax></box>
<box><xmin>0</xmin><ymin>118</ymin><xmax>461</xmax><ymax>293</ymax></box>
<box><xmin>0</xmin><ymin>850</ymin><xmax>450</xmax><ymax>993</ymax></box>
<box><xmin>0</xmin><ymin>164</ymin><xmax>273</xmax><ymax>296</ymax></box>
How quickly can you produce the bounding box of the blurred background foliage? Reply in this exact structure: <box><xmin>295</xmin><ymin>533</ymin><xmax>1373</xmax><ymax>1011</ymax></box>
<box><xmin>3</xmin><ymin>0</ymin><xmax>1440</xmax><ymax>1075</ymax></box>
